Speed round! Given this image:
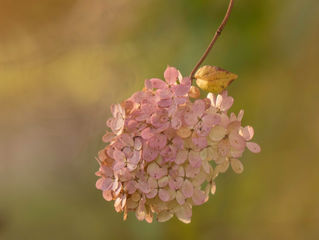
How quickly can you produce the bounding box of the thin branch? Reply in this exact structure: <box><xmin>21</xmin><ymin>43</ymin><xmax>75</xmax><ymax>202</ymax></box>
<box><xmin>189</xmin><ymin>0</ymin><xmax>235</xmax><ymax>80</ymax></box>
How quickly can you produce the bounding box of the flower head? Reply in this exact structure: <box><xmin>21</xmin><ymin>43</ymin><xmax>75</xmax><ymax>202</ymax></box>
<box><xmin>95</xmin><ymin>66</ymin><xmax>260</xmax><ymax>223</ymax></box>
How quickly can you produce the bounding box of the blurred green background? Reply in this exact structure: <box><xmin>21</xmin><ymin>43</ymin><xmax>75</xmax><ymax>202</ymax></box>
<box><xmin>1</xmin><ymin>0</ymin><xmax>319</xmax><ymax>239</ymax></box>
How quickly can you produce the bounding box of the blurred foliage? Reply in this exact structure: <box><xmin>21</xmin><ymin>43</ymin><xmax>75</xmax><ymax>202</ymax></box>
<box><xmin>0</xmin><ymin>0</ymin><xmax>319</xmax><ymax>239</ymax></box>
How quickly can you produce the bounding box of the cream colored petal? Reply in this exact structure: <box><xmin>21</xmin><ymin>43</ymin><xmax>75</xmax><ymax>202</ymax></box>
<box><xmin>202</xmin><ymin>160</ymin><xmax>211</xmax><ymax>174</ymax></box>
<box><xmin>176</xmin><ymin>191</ymin><xmax>185</xmax><ymax>205</ymax></box>
<box><xmin>211</xmin><ymin>181</ymin><xmax>216</xmax><ymax>195</ymax></box>
<box><xmin>131</xmin><ymin>192</ymin><xmax>140</xmax><ymax>202</ymax></box>
<box><xmin>126</xmin><ymin>198</ymin><xmax>138</xmax><ymax>209</ymax></box>
<box><xmin>230</xmin><ymin>158</ymin><xmax>244</xmax><ymax>174</ymax></box>
<box><xmin>174</xmin><ymin>204</ymin><xmax>192</xmax><ymax>224</ymax></box>
<box><xmin>216</xmin><ymin>160</ymin><xmax>229</xmax><ymax>173</ymax></box>
<box><xmin>209</xmin><ymin>125</ymin><xmax>227</xmax><ymax>142</ymax></box>
<box><xmin>215</xmin><ymin>156</ymin><xmax>227</xmax><ymax>164</ymax></box>
<box><xmin>176</xmin><ymin>127</ymin><xmax>192</xmax><ymax>138</ymax></box>
<box><xmin>200</xmin><ymin>148</ymin><xmax>208</xmax><ymax>160</ymax></box>
<box><xmin>145</xmin><ymin>211</ymin><xmax>153</xmax><ymax>223</ymax></box>
<box><xmin>157</xmin><ymin>211</ymin><xmax>173</xmax><ymax>222</ymax></box>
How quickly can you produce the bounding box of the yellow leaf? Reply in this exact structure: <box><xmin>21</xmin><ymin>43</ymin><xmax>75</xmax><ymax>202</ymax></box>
<box><xmin>195</xmin><ymin>65</ymin><xmax>238</xmax><ymax>93</ymax></box>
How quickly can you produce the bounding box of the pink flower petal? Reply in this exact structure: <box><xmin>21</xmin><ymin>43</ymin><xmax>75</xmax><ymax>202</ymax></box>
<box><xmin>127</xmin><ymin>163</ymin><xmax>137</xmax><ymax>171</ymax></box>
<box><xmin>246</xmin><ymin>142</ymin><xmax>261</xmax><ymax>153</ymax></box>
<box><xmin>150</xmin><ymin>109</ymin><xmax>169</xmax><ymax>127</ymax></box>
<box><xmin>220</xmin><ymin>96</ymin><xmax>234</xmax><ymax>111</ymax></box>
<box><xmin>181</xmin><ymin>180</ymin><xmax>194</xmax><ymax>198</ymax></box>
<box><xmin>175</xmin><ymin>150</ymin><xmax>188</xmax><ymax>165</ymax></box>
<box><xmin>192</xmin><ymin>188</ymin><xmax>206</xmax><ymax>205</ymax></box>
<box><xmin>142</xmin><ymin>145</ymin><xmax>159</xmax><ymax>162</ymax></box>
<box><xmin>203</xmin><ymin>112</ymin><xmax>221</xmax><ymax>126</ymax></box>
<box><xmin>147</xmin><ymin>176</ymin><xmax>157</xmax><ymax>188</ymax></box>
<box><xmin>239</xmin><ymin>126</ymin><xmax>254</xmax><ymax>141</ymax></box>
<box><xmin>110</xmin><ymin>116</ymin><xmax>124</xmax><ymax>134</ymax></box>
<box><xmin>218</xmin><ymin>139</ymin><xmax>231</xmax><ymax>157</ymax></box>
<box><xmin>175</xmin><ymin>96</ymin><xmax>187</xmax><ymax>105</ymax></box>
<box><xmin>148</xmin><ymin>134</ymin><xmax>167</xmax><ymax>150</ymax></box>
<box><xmin>157</xmin><ymin>88</ymin><xmax>173</xmax><ymax>99</ymax></box>
<box><xmin>101</xmin><ymin>166</ymin><xmax>113</xmax><ymax>177</ymax></box>
<box><xmin>193</xmin><ymin>99</ymin><xmax>205</xmax><ymax>116</ymax></box>
<box><xmin>229</xmin><ymin>132</ymin><xmax>246</xmax><ymax>150</ymax></box>
<box><xmin>158</xmin><ymin>98</ymin><xmax>173</xmax><ymax>108</ymax></box>
<box><xmin>137</xmin><ymin>181</ymin><xmax>150</xmax><ymax>194</ymax></box>
<box><xmin>113</xmin><ymin>149</ymin><xmax>125</xmax><ymax>162</ymax></box>
<box><xmin>145</xmin><ymin>78</ymin><xmax>167</xmax><ymax>89</ymax></box>
<box><xmin>172</xmin><ymin>84</ymin><xmax>190</xmax><ymax>96</ymax></box>
<box><xmin>192</xmin><ymin>136</ymin><xmax>207</xmax><ymax>149</ymax></box>
<box><xmin>159</xmin><ymin>188</ymin><xmax>170</xmax><ymax>202</ymax></box>
<box><xmin>110</xmin><ymin>104</ymin><xmax>124</xmax><ymax>117</ymax></box>
<box><xmin>125</xmin><ymin>180</ymin><xmax>137</xmax><ymax>194</ymax></box>
<box><xmin>168</xmin><ymin>177</ymin><xmax>183</xmax><ymax>190</ymax></box>
<box><xmin>164</xmin><ymin>66</ymin><xmax>179</xmax><ymax>84</ymax></box>
<box><xmin>185</xmin><ymin>164</ymin><xmax>200</xmax><ymax>178</ymax></box>
<box><xmin>102</xmin><ymin>190</ymin><xmax>113</xmax><ymax>201</ymax></box>
<box><xmin>188</xmin><ymin>151</ymin><xmax>202</xmax><ymax>168</ymax></box>
<box><xmin>119</xmin><ymin>133</ymin><xmax>134</xmax><ymax>146</ymax></box>
<box><xmin>176</xmin><ymin>191</ymin><xmax>185</xmax><ymax>205</ymax></box>
<box><xmin>194</xmin><ymin>121</ymin><xmax>209</xmax><ymax>137</ymax></box>
<box><xmin>171</xmin><ymin>117</ymin><xmax>182</xmax><ymax>129</ymax></box>
<box><xmin>96</xmin><ymin>178</ymin><xmax>113</xmax><ymax>191</ymax></box>
<box><xmin>113</xmin><ymin>161</ymin><xmax>125</xmax><ymax>171</ymax></box>
<box><xmin>184</xmin><ymin>111</ymin><xmax>198</xmax><ymax>126</ymax></box>
<box><xmin>237</xmin><ymin>110</ymin><xmax>244</xmax><ymax>121</ymax></box>
<box><xmin>134</xmin><ymin>137</ymin><xmax>143</xmax><ymax>150</ymax></box>
<box><xmin>147</xmin><ymin>162</ymin><xmax>161</xmax><ymax>178</ymax></box>
<box><xmin>141</xmin><ymin>127</ymin><xmax>154</xmax><ymax>140</ymax></box>
<box><xmin>160</xmin><ymin>145</ymin><xmax>177</xmax><ymax>162</ymax></box>
<box><xmin>102</xmin><ymin>131</ymin><xmax>115</xmax><ymax>143</ymax></box>
<box><xmin>180</xmin><ymin>77</ymin><xmax>191</xmax><ymax>87</ymax></box>
<box><xmin>146</xmin><ymin>189</ymin><xmax>158</xmax><ymax>199</ymax></box>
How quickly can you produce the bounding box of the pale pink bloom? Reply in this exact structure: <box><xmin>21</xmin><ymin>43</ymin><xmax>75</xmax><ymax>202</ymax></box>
<box><xmin>145</xmin><ymin>66</ymin><xmax>190</xmax><ymax>110</ymax></box>
<box><xmin>150</xmin><ymin>108</ymin><xmax>170</xmax><ymax>131</ymax></box>
<box><xmin>207</xmin><ymin>90</ymin><xmax>234</xmax><ymax>112</ymax></box>
<box><xmin>239</xmin><ymin>126</ymin><xmax>261</xmax><ymax>153</ymax></box>
<box><xmin>95</xmin><ymin>66</ymin><xmax>261</xmax><ymax>224</ymax></box>
<box><xmin>142</xmin><ymin>143</ymin><xmax>159</xmax><ymax>162</ymax></box>
<box><xmin>147</xmin><ymin>162</ymin><xmax>168</xmax><ymax>179</ymax></box>
<box><xmin>184</xmin><ymin>99</ymin><xmax>220</xmax><ymax>138</ymax></box>
<box><xmin>148</xmin><ymin>133</ymin><xmax>167</xmax><ymax>150</ymax></box>
<box><xmin>112</xmin><ymin>148</ymin><xmax>141</xmax><ymax>172</ymax></box>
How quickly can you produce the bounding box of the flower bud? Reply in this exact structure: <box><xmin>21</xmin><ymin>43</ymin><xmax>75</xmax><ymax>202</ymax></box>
<box><xmin>188</xmin><ymin>86</ymin><xmax>200</xmax><ymax>98</ymax></box>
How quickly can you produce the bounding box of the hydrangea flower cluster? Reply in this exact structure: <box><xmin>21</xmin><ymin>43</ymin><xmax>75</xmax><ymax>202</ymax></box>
<box><xmin>95</xmin><ymin>66</ymin><xmax>260</xmax><ymax>223</ymax></box>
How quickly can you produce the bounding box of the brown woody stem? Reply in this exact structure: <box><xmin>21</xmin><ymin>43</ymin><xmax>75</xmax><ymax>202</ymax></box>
<box><xmin>189</xmin><ymin>0</ymin><xmax>235</xmax><ymax>81</ymax></box>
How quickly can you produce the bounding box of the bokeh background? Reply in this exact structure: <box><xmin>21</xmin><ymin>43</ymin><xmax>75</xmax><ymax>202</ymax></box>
<box><xmin>1</xmin><ymin>0</ymin><xmax>319</xmax><ymax>239</ymax></box>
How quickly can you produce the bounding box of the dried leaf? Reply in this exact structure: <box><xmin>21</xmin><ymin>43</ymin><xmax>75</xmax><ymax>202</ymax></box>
<box><xmin>195</xmin><ymin>65</ymin><xmax>238</xmax><ymax>93</ymax></box>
